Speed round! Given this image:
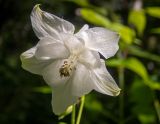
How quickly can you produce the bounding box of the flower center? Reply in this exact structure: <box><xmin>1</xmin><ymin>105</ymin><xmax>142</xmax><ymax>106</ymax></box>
<box><xmin>59</xmin><ymin>55</ymin><xmax>78</xmax><ymax>77</ymax></box>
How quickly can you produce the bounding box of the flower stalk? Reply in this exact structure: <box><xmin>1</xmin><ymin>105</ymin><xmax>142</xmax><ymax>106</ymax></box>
<box><xmin>119</xmin><ymin>67</ymin><xmax>124</xmax><ymax>124</ymax></box>
<box><xmin>118</xmin><ymin>51</ymin><xmax>126</xmax><ymax>124</ymax></box>
<box><xmin>71</xmin><ymin>104</ymin><xmax>76</xmax><ymax>124</ymax></box>
<box><xmin>76</xmin><ymin>96</ymin><xmax>85</xmax><ymax>124</ymax></box>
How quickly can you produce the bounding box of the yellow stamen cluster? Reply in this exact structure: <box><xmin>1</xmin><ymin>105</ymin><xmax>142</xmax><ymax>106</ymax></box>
<box><xmin>59</xmin><ymin>61</ymin><xmax>73</xmax><ymax>77</ymax></box>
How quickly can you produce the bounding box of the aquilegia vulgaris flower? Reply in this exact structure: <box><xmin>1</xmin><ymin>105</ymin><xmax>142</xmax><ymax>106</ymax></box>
<box><xmin>21</xmin><ymin>4</ymin><xmax>121</xmax><ymax>115</ymax></box>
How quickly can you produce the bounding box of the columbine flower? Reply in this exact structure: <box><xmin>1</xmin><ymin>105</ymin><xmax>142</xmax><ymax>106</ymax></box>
<box><xmin>20</xmin><ymin>4</ymin><xmax>121</xmax><ymax>115</ymax></box>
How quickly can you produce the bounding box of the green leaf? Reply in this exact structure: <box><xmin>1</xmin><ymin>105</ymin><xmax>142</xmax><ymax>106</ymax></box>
<box><xmin>67</xmin><ymin>0</ymin><xmax>90</xmax><ymax>7</ymax></box>
<box><xmin>33</xmin><ymin>86</ymin><xmax>52</xmax><ymax>94</ymax></box>
<box><xmin>123</xmin><ymin>58</ymin><xmax>148</xmax><ymax>80</ymax></box>
<box><xmin>154</xmin><ymin>100</ymin><xmax>160</xmax><ymax>121</ymax></box>
<box><xmin>106</xmin><ymin>58</ymin><xmax>124</xmax><ymax>67</ymax></box>
<box><xmin>80</xmin><ymin>8</ymin><xmax>111</xmax><ymax>27</ymax></box>
<box><xmin>151</xmin><ymin>27</ymin><xmax>160</xmax><ymax>34</ymax></box>
<box><xmin>129</xmin><ymin>78</ymin><xmax>153</xmax><ymax>104</ymax></box>
<box><xmin>147</xmin><ymin>80</ymin><xmax>160</xmax><ymax>90</ymax></box>
<box><xmin>128</xmin><ymin>45</ymin><xmax>160</xmax><ymax>63</ymax></box>
<box><xmin>67</xmin><ymin>0</ymin><xmax>107</xmax><ymax>15</ymax></box>
<box><xmin>58</xmin><ymin>122</ymin><xmax>67</xmax><ymax>124</ymax></box>
<box><xmin>107</xmin><ymin>58</ymin><xmax>160</xmax><ymax>90</ymax></box>
<box><xmin>145</xmin><ymin>7</ymin><xmax>160</xmax><ymax>18</ymax></box>
<box><xmin>139</xmin><ymin>114</ymin><xmax>156</xmax><ymax>124</ymax></box>
<box><xmin>112</xmin><ymin>23</ymin><xmax>135</xmax><ymax>44</ymax></box>
<box><xmin>128</xmin><ymin>10</ymin><xmax>146</xmax><ymax>36</ymax></box>
<box><xmin>107</xmin><ymin>57</ymin><xmax>148</xmax><ymax>79</ymax></box>
<box><xmin>129</xmin><ymin>79</ymin><xmax>156</xmax><ymax>124</ymax></box>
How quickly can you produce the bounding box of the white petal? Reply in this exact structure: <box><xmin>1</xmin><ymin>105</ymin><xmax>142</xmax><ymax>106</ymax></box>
<box><xmin>92</xmin><ymin>60</ymin><xmax>121</xmax><ymax>96</ymax></box>
<box><xmin>78</xmin><ymin>49</ymin><xmax>101</xmax><ymax>68</ymax></box>
<box><xmin>20</xmin><ymin>46</ymin><xmax>52</xmax><ymax>75</ymax></box>
<box><xmin>35</xmin><ymin>37</ymin><xmax>69</xmax><ymax>60</ymax></box>
<box><xmin>42</xmin><ymin>59</ymin><xmax>78</xmax><ymax>115</ymax></box>
<box><xmin>42</xmin><ymin>59</ymin><xmax>70</xmax><ymax>88</ymax></box>
<box><xmin>51</xmin><ymin>87</ymin><xmax>78</xmax><ymax>115</ymax></box>
<box><xmin>77</xmin><ymin>27</ymin><xmax>120</xmax><ymax>59</ymax></box>
<box><xmin>70</xmin><ymin>63</ymin><xmax>94</xmax><ymax>96</ymax></box>
<box><xmin>77</xmin><ymin>24</ymin><xmax>89</xmax><ymax>33</ymax></box>
<box><xmin>62</xmin><ymin>33</ymin><xmax>85</xmax><ymax>54</ymax></box>
<box><xmin>31</xmin><ymin>5</ymin><xmax>75</xmax><ymax>39</ymax></box>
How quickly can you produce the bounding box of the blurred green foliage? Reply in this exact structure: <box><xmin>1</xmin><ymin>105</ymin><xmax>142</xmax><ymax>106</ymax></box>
<box><xmin>0</xmin><ymin>0</ymin><xmax>160</xmax><ymax>124</ymax></box>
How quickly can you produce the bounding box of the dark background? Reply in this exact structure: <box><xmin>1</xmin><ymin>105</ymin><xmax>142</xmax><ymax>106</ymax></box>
<box><xmin>0</xmin><ymin>0</ymin><xmax>160</xmax><ymax>124</ymax></box>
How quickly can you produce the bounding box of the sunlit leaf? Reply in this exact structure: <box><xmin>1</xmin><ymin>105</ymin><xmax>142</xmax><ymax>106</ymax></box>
<box><xmin>128</xmin><ymin>10</ymin><xmax>146</xmax><ymax>36</ymax></box>
<box><xmin>107</xmin><ymin>58</ymin><xmax>160</xmax><ymax>90</ymax></box>
<box><xmin>112</xmin><ymin>23</ymin><xmax>135</xmax><ymax>44</ymax></box>
<box><xmin>154</xmin><ymin>100</ymin><xmax>160</xmax><ymax>122</ymax></box>
<box><xmin>67</xmin><ymin>0</ymin><xmax>107</xmax><ymax>15</ymax></box>
<box><xmin>66</xmin><ymin>0</ymin><xmax>90</xmax><ymax>7</ymax></box>
<box><xmin>147</xmin><ymin>80</ymin><xmax>160</xmax><ymax>90</ymax></box>
<box><xmin>151</xmin><ymin>28</ymin><xmax>160</xmax><ymax>34</ymax></box>
<box><xmin>58</xmin><ymin>122</ymin><xmax>67</xmax><ymax>124</ymax></box>
<box><xmin>106</xmin><ymin>58</ymin><xmax>124</xmax><ymax>67</ymax></box>
<box><xmin>80</xmin><ymin>8</ymin><xmax>111</xmax><ymax>27</ymax></box>
<box><xmin>146</xmin><ymin>7</ymin><xmax>160</xmax><ymax>18</ymax></box>
<box><xmin>107</xmin><ymin>57</ymin><xmax>148</xmax><ymax>79</ymax></box>
<box><xmin>33</xmin><ymin>86</ymin><xmax>51</xmax><ymax>94</ymax></box>
<box><xmin>139</xmin><ymin>114</ymin><xmax>156</xmax><ymax>124</ymax></box>
<box><xmin>123</xmin><ymin>58</ymin><xmax>148</xmax><ymax>80</ymax></box>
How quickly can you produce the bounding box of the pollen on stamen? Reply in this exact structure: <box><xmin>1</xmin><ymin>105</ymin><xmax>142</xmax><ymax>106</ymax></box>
<box><xmin>59</xmin><ymin>61</ymin><xmax>71</xmax><ymax>77</ymax></box>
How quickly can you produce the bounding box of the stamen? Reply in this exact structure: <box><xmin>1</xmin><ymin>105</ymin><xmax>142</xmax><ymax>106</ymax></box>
<box><xmin>59</xmin><ymin>61</ymin><xmax>71</xmax><ymax>77</ymax></box>
<box><xmin>59</xmin><ymin>55</ymin><xmax>78</xmax><ymax>77</ymax></box>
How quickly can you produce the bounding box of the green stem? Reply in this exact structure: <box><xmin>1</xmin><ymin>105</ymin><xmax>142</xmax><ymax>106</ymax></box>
<box><xmin>71</xmin><ymin>104</ymin><xmax>76</xmax><ymax>124</ymax></box>
<box><xmin>76</xmin><ymin>96</ymin><xmax>85</xmax><ymax>124</ymax></box>
<box><xmin>154</xmin><ymin>99</ymin><xmax>160</xmax><ymax>122</ymax></box>
<box><xmin>117</xmin><ymin>50</ymin><xmax>126</xmax><ymax>124</ymax></box>
<box><xmin>119</xmin><ymin>67</ymin><xmax>124</xmax><ymax>124</ymax></box>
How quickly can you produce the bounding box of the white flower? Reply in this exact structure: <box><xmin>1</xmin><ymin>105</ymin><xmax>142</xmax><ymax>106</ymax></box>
<box><xmin>20</xmin><ymin>4</ymin><xmax>121</xmax><ymax>115</ymax></box>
